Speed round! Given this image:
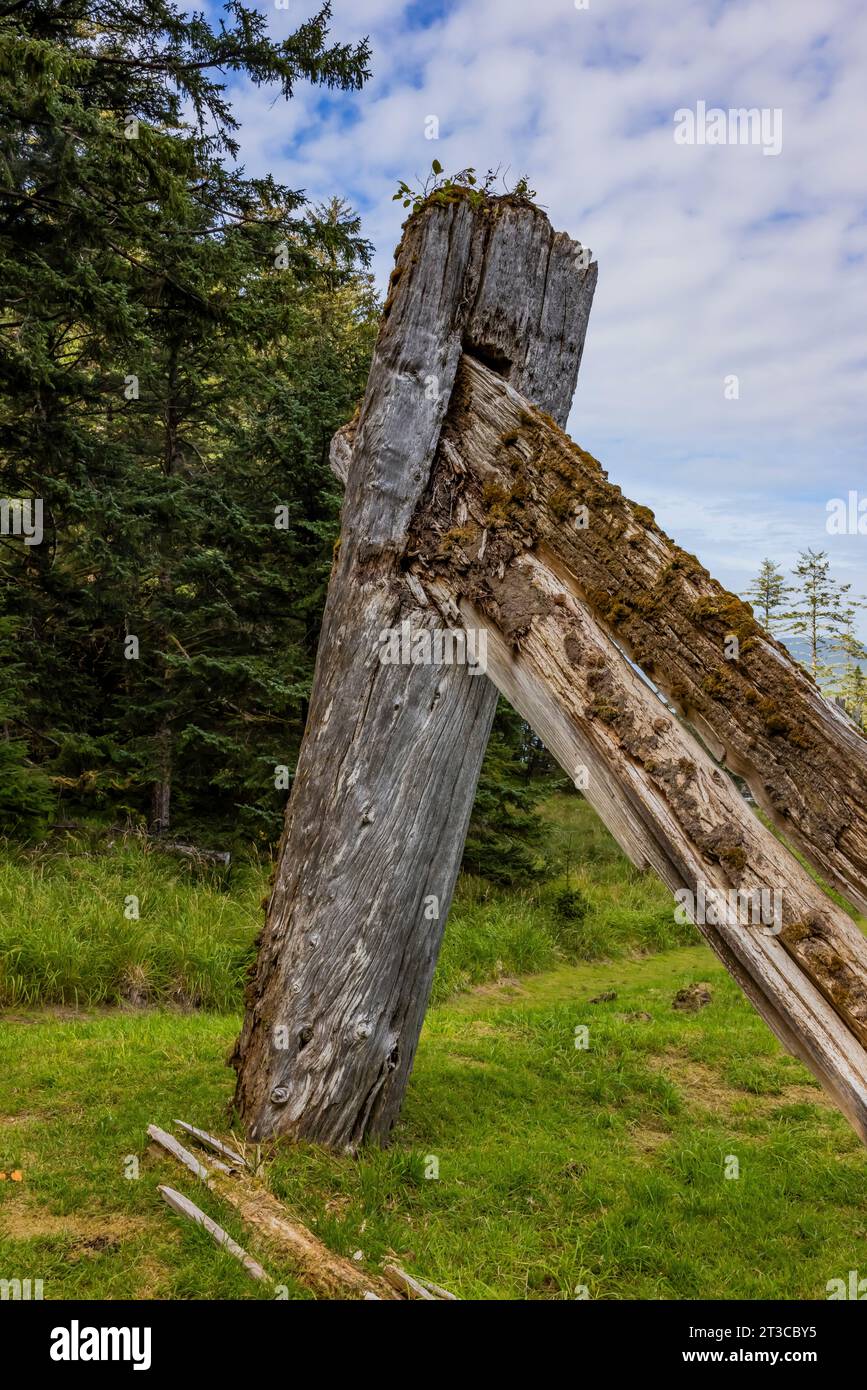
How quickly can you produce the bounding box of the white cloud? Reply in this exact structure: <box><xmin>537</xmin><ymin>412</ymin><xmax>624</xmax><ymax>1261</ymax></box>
<box><xmin>227</xmin><ymin>0</ymin><xmax>867</xmax><ymax>620</ymax></box>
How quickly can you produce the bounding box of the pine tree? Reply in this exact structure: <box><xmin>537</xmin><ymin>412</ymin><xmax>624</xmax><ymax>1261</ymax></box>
<box><xmin>462</xmin><ymin>700</ymin><xmax>546</xmax><ymax>885</ymax></box>
<box><xmin>783</xmin><ymin>550</ymin><xmax>865</xmax><ymax>686</ymax></box>
<box><xmin>827</xmin><ymin>612</ymin><xmax>867</xmax><ymax>728</ymax></box>
<box><xmin>0</xmin><ymin>616</ymin><xmax>53</xmax><ymax>836</ymax></box>
<box><xmin>835</xmin><ymin>661</ymin><xmax>867</xmax><ymax>728</ymax></box>
<box><xmin>743</xmin><ymin>559</ymin><xmax>793</xmax><ymax>635</ymax></box>
<box><xmin>109</xmin><ymin>217</ymin><xmax>378</xmax><ymax>838</ymax></box>
<box><xmin>0</xmin><ymin>1</ymin><xmax>374</xmax><ymax>837</ymax></box>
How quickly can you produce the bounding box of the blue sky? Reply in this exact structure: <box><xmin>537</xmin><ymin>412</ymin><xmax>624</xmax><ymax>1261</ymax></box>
<box><xmin>200</xmin><ymin>0</ymin><xmax>867</xmax><ymax>628</ymax></box>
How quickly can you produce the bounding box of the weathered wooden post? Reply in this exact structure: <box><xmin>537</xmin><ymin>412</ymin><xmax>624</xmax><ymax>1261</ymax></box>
<box><xmin>232</xmin><ymin>193</ymin><xmax>597</xmax><ymax>1149</ymax></box>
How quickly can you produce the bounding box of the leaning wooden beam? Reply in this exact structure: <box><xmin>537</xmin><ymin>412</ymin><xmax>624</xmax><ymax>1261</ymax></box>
<box><xmin>429</xmin><ymin>356</ymin><xmax>867</xmax><ymax>914</ymax></box>
<box><xmin>232</xmin><ymin>193</ymin><xmax>597</xmax><ymax>1151</ymax></box>
<box><xmin>407</xmin><ymin>355</ymin><xmax>867</xmax><ymax>1143</ymax></box>
<box><xmin>158</xmin><ymin>1185</ymin><xmax>272</xmax><ymax>1284</ymax></box>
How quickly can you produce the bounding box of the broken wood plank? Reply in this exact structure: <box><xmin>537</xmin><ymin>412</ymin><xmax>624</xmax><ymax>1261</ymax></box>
<box><xmin>232</xmin><ymin>193</ymin><xmax>597</xmax><ymax>1152</ymax></box>
<box><xmin>413</xmin><ymin>1273</ymin><xmax>459</xmax><ymax>1301</ymax></box>
<box><xmin>152</xmin><ymin>1120</ymin><xmax>398</xmax><ymax>1299</ymax></box>
<box><xmin>173</xmin><ymin>1120</ymin><xmax>246</xmax><ymax>1170</ymax></box>
<box><xmin>382</xmin><ymin>1263</ymin><xmax>437</xmax><ymax>1300</ymax></box>
<box><xmin>147</xmin><ymin>1124</ymin><xmax>226</xmax><ymax>1179</ymax></box>
<box><xmin>382</xmin><ymin>1263</ymin><xmax>458</xmax><ymax>1300</ymax></box>
<box><xmin>158</xmin><ymin>1184</ymin><xmax>271</xmax><ymax>1283</ymax></box>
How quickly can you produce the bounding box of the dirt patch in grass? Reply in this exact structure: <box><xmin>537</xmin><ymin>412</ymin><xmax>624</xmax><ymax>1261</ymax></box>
<box><xmin>453</xmin><ymin>1055</ymin><xmax>493</xmax><ymax>1069</ymax></box>
<box><xmin>0</xmin><ymin>1198</ymin><xmax>153</xmax><ymax>1243</ymax></box>
<box><xmin>646</xmin><ymin>1049</ymin><xmax>828</xmax><ymax>1118</ymax></box>
<box><xmin>728</xmin><ymin>1085</ymin><xmax>829</xmax><ymax>1116</ymax></box>
<box><xmin>470</xmin><ymin>975</ymin><xmax>528</xmax><ymax>999</ymax></box>
<box><xmin>132</xmin><ymin>1253</ymin><xmax>174</xmax><ymax>1298</ymax></box>
<box><xmin>629</xmin><ymin>1123</ymin><xmax>673</xmax><ymax>1154</ymax></box>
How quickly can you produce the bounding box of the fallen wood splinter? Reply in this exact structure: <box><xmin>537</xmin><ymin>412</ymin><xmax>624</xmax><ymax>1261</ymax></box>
<box><xmin>157</xmin><ymin>1184</ymin><xmax>271</xmax><ymax>1284</ymax></box>
<box><xmin>383</xmin><ymin>1263</ymin><xmax>458</xmax><ymax>1300</ymax></box>
<box><xmin>148</xmin><ymin>1123</ymin><xmax>229</xmax><ymax>1178</ymax></box>
<box><xmin>382</xmin><ymin>1263</ymin><xmax>436</xmax><ymax>1300</ymax></box>
<box><xmin>173</xmin><ymin>1119</ymin><xmax>247</xmax><ymax>1170</ymax></box>
<box><xmin>148</xmin><ymin>1119</ymin><xmax>399</xmax><ymax>1300</ymax></box>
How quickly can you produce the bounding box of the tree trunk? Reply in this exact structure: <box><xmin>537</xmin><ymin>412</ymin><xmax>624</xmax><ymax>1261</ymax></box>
<box><xmin>408</xmin><ymin>354</ymin><xmax>867</xmax><ymax>1143</ymax></box>
<box><xmin>232</xmin><ymin>196</ymin><xmax>597</xmax><ymax>1149</ymax></box>
<box><xmin>149</xmin><ymin>721</ymin><xmax>172</xmax><ymax>835</ymax></box>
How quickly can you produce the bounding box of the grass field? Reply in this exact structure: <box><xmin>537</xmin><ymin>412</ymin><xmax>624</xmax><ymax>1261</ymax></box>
<box><xmin>1</xmin><ymin>793</ymin><xmax>866</xmax><ymax>1301</ymax></box>
<box><xmin>0</xmin><ymin>793</ymin><xmax>692</xmax><ymax>1011</ymax></box>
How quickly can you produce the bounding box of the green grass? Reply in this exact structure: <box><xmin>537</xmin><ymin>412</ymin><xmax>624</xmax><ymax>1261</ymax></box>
<box><xmin>3</xmin><ymin>791</ymin><xmax>866</xmax><ymax>1300</ymax></box>
<box><xmin>0</xmin><ymin>794</ymin><xmax>695</xmax><ymax>1011</ymax></box>
<box><xmin>0</xmin><ymin>837</ymin><xmax>265</xmax><ymax>1011</ymax></box>
<box><xmin>2</xmin><ymin>946</ymin><xmax>866</xmax><ymax>1300</ymax></box>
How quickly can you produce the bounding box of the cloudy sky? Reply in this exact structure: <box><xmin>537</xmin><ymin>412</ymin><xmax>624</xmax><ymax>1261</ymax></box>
<box><xmin>206</xmin><ymin>0</ymin><xmax>867</xmax><ymax>629</ymax></box>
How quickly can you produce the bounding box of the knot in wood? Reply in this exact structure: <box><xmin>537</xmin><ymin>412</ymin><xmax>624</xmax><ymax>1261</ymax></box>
<box><xmin>270</xmin><ymin>1086</ymin><xmax>291</xmax><ymax>1106</ymax></box>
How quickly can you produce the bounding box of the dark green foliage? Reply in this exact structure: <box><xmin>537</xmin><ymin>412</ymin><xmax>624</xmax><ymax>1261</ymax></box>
<box><xmin>0</xmin><ymin>617</ymin><xmax>54</xmax><ymax>836</ymax></box>
<box><xmin>0</xmin><ymin>2</ymin><xmax>554</xmax><ymax>875</ymax></box>
<box><xmin>0</xmin><ymin>0</ymin><xmax>376</xmax><ymax>840</ymax></box>
<box><xmin>552</xmin><ymin>884</ymin><xmax>591</xmax><ymax>925</ymax></box>
<box><xmin>462</xmin><ymin>700</ymin><xmax>546</xmax><ymax>886</ymax></box>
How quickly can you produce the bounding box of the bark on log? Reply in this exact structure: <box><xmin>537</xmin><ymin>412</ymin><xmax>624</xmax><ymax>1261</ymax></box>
<box><xmin>204</xmin><ymin>1173</ymin><xmax>398</xmax><ymax>1300</ymax></box>
<box><xmin>408</xmin><ymin>355</ymin><xmax>867</xmax><ymax>1143</ymax></box>
<box><xmin>418</xmin><ymin>357</ymin><xmax>867</xmax><ymax>914</ymax></box>
<box><xmin>232</xmin><ymin>195</ymin><xmax>597</xmax><ymax>1150</ymax></box>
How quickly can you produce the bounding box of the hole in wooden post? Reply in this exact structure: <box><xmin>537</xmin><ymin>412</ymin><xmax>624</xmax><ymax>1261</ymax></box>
<box><xmin>462</xmin><ymin>340</ymin><xmax>513</xmax><ymax>379</ymax></box>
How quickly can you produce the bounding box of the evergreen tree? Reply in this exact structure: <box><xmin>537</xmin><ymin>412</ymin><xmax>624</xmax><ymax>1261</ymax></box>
<box><xmin>784</xmin><ymin>549</ymin><xmax>865</xmax><ymax>686</ymax></box>
<box><xmin>837</xmin><ymin>661</ymin><xmax>867</xmax><ymax>729</ymax></box>
<box><xmin>827</xmin><ymin>611</ymin><xmax>867</xmax><ymax>728</ymax></box>
<box><xmin>0</xmin><ymin>615</ymin><xmax>53</xmax><ymax>836</ymax></box>
<box><xmin>0</xmin><ymin>0</ymin><xmax>374</xmax><ymax>837</ymax></box>
<box><xmin>109</xmin><ymin>218</ymin><xmax>377</xmax><ymax>837</ymax></box>
<box><xmin>462</xmin><ymin>700</ymin><xmax>546</xmax><ymax>886</ymax></box>
<box><xmin>743</xmin><ymin>558</ymin><xmax>793</xmax><ymax>635</ymax></box>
